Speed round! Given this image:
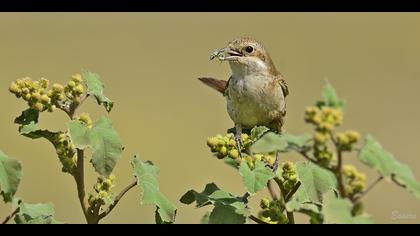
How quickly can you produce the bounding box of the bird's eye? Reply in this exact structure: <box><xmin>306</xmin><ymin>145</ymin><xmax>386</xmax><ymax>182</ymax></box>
<box><xmin>244</xmin><ymin>46</ymin><xmax>254</xmax><ymax>53</ymax></box>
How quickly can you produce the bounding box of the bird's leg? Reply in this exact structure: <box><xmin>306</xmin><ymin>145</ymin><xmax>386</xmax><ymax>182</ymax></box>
<box><xmin>235</xmin><ymin>124</ymin><xmax>243</xmax><ymax>156</ymax></box>
<box><xmin>273</xmin><ymin>151</ymin><xmax>280</xmax><ymax>173</ymax></box>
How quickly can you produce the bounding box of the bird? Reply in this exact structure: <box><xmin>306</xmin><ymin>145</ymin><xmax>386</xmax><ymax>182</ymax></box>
<box><xmin>198</xmin><ymin>37</ymin><xmax>289</xmax><ymax>171</ymax></box>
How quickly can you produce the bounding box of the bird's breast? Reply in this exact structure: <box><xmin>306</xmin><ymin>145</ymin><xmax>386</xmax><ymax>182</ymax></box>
<box><xmin>226</xmin><ymin>74</ymin><xmax>285</xmax><ymax>128</ymax></box>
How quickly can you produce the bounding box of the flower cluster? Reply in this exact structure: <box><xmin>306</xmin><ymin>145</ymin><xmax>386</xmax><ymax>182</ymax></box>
<box><xmin>76</xmin><ymin>112</ymin><xmax>93</xmax><ymax>129</ymax></box>
<box><xmin>64</xmin><ymin>74</ymin><xmax>85</xmax><ymax>105</ymax></box>
<box><xmin>8</xmin><ymin>74</ymin><xmax>85</xmax><ymax>112</ymax></box>
<box><xmin>88</xmin><ymin>175</ymin><xmax>116</xmax><ymax>207</ymax></box>
<box><xmin>305</xmin><ymin>106</ymin><xmax>343</xmax><ymax>132</ymax></box>
<box><xmin>336</xmin><ymin>130</ymin><xmax>361</xmax><ymax>152</ymax></box>
<box><xmin>343</xmin><ymin>165</ymin><xmax>366</xmax><ymax>197</ymax></box>
<box><xmin>206</xmin><ymin>131</ymin><xmax>276</xmax><ymax>169</ymax></box>
<box><xmin>52</xmin><ymin>132</ymin><xmax>77</xmax><ymax>173</ymax></box>
<box><xmin>281</xmin><ymin>161</ymin><xmax>299</xmax><ymax>192</ymax></box>
<box><xmin>258</xmin><ymin>197</ymin><xmax>288</xmax><ymax>224</ymax></box>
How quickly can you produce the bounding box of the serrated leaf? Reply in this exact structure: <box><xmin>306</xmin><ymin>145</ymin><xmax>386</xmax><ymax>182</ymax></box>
<box><xmin>68</xmin><ymin>117</ymin><xmax>123</xmax><ymax>176</ymax></box>
<box><xmin>359</xmin><ymin>135</ymin><xmax>420</xmax><ymax>198</ymax></box>
<box><xmin>322</xmin><ymin>191</ymin><xmax>372</xmax><ymax>224</ymax></box>
<box><xmin>282</xmin><ymin>133</ymin><xmax>313</xmax><ymax>152</ymax></box>
<box><xmin>250</xmin><ymin>132</ymin><xmax>312</xmax><ymax>154</ymax></box>
<box><xmin>286</xmin><ymin>162</ymin><xmax>337</xmax><ymax>214</ymax></box>
<box><xmin>249</xmin><ymin>126</ymin><xmax>270</xmax><ymax>141</ymax></box>
<box><xmin>250</xmin><ymin>132</ymin><xmax>288</xmax><ymax>153</ymax></box>
<box><xmin>239</xmin><ymin>160</ymin><xmax>274</xmax><ymax>194</ymax></box>
<box><xmin>180</xmin><ymin>183</ymin><xmax>250</xmax><ymax>224</ymax></box>
<box><xmin>0</xmin><ymin>150</ymin><xmax>22</xmax><ymax>203</ymax></box>
<box><xmin>132</xmin><ymin>158</ymin><xmax>177</xmax><ymax>223</ymax></box>
<box><xmin>14</xmin><ymin>109</ymin><xmax>56</xmax><ymax>140</ymax></box>
<box><xmin>322</xmin><ymin>82</ymin><xmax>345</xmax><ymax>109</ymax></box>
<box><xmin>14</xmin><ymin>201</ymin><xmax>61</xmax><ymax>224</ymax></box>
<box><xmin>82</xmin><ymin>70</ymin><xmax>114</xmax><ymax>112</ymax></box>
<box><xmin>200</xmin><ymin>212</ymin><xmax>211</xmax><ymax>224</ymax></box>
<box><xmin>209</xmin><ymin>202</ymin><xmax>247</xmax><ymax>224</ymax></box>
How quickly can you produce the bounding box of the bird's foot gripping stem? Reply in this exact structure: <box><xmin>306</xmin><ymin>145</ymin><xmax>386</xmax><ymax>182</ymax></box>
<box><xmin>272</xmin><ymin>151</ymin><xmax>280</xmax><ymax>173</ymax></box>
<box><xmin>235</xmin><ymin>133</ymin><xmax>243</xmax><ymax>158</ymax></box>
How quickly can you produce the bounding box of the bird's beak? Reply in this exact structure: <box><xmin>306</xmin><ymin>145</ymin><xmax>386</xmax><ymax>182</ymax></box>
<box><xmin>210</xmin><ymin>47</ymin><xmax>242</xmax><ymax>61</ymax></box>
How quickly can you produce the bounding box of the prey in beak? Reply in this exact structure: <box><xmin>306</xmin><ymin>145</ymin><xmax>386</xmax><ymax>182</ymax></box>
<box><xmin>210</xmin><ymin>47</ymin><xmax>242</xmax><ymax>61</ymax></box>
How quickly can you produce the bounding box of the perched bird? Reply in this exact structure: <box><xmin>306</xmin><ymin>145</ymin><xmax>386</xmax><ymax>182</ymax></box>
<box><xmin>198</xmin><ymin>37</ymin><xmax>289</xmax><ymax>170</ymax></box>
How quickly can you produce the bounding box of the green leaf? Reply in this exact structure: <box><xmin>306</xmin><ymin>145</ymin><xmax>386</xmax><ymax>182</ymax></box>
<box><xmin>322</xmin><ymin>82</ymin><xmax>345</xmax><ymax>109</ymax></box>
<box><xmin>200</xmin><ymin>212</ymin><xmax>211</xmax><ymax>224</ymax></box>
<box><xmin>250</xmin><ymin>132</ymin><xmax>312</xmax><ymax>154</ymax></box>
<box><xmin>359</xmin><ymin>135</ymin><xmax>420</xmax><ymax>198</ymax></box>
<box><xmin>68</xmin><ymin>117</ymin><xmax>123</xmax><ymax>176</ymax></box>
<box><xmin>249</xmin><ymin>126</ymin><xmax>270</xmax><ymax>141</ymax></box>
<box><xmin>209</xmin><ymin>202</ymin><xmax>247</xmax><ymax>224</ymax></box>
<box><xmin>239</xmin><ymin>160</ymin><xmax>274</xmax><ymax>194</ymax></box>
<box><xmin>180</xmin><ymin>183</ymin><xmax>250</xmax><ymax>224</ymax></box>
<box><xmin>286</xmin><ymin>162</ymin><xmax>337</xmax><ymax>214</ymax></box>
<box><xmin>131</xmin><ymin>158</ymin><xmax>177</xmax><ymax>223</ymax></box>
<box><xmin>82</xmin><ymin>70</ymin><xmax>114</xmax><ymax>112</ymax></box>
<box><xmin>14</xmin><ymin>201</ymin><xmax>61</xmax><ymax>224</ymax></box>
<box><xmin>0</xmin><ymin>150</ymin><xmax>23</xmax><ymax>203</ymax></box>
<box><xmin>322</xmin><ymin>191</ymin><xmax>372</xmax><ymax>224</ymax></box>
<box><xmin>250</xmin><ymin>132</ymin><xmax>288</xmax><ymax>153</ymax></box>
<box><xmin>14</xmin><ymin>109</ymin><xmax>56</xmax><ymax>140</ymax></box>
<box><xmin>281</xmin><ymin>133</ymin><xmax>313</xmax><ymax>152</ymax></box>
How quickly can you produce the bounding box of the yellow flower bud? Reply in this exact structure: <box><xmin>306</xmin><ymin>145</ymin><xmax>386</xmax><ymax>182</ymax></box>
<box><xmin>23</xmin><ymin>93</ymin><xmax>31</xmax><ymax>101</ymax></box>
<box><xmin>31</xmin><ymin>92</ymin><xmax>41</xmax><ymax>101</ymax></box>
<box><xmin>48</xmin><ymin>105</ymin><xmax>57</xmax><ymax>112</ymax></box>
<box><xmin>75</xmin><ymin>84</ymin><xmax>84</xmax><ymax>94</ymax></box>
<box><xmin>260</xmin><ymin>198</ymin><xmax>271</xmax><ymax>209</ymax></box>
<box><xmin>71</xmin><ymin>74</ymin><xmax>83</xmax><ymax>83</ymax></box>
<box><xmin>78</xmin><ymin>113</ymin><xmax>93</xmax><ymax>127</ymax></box>
<box><xmin>336</xmin><ymin>133</ymin><xmax>349</xmax><ymax>145</ymax></box>
<box><xmin>228</xmin><ymin>149</ymin><xmax>240</xmax><ymax>159</ymax></box>
<box><xmin>219</xmin><ymin>146</ymin><xmax>227</xmax><ymax>156</ymax></box>
<box><xmin>109</xmin><ymin>174</ymin><xmax>116</xmax><ymax>182</ymax></box>
<box><xmin>68</xmin><ymin>81</ymin><xmax>76</xmax><ymax>88</ymax></box>
<box><xmin>39</xmin><ymin>78</ymin><xmax>50</xmax><ymax>89</ymax></box>
<box><xmin>346</xmin><ymin>130</ymin><xmax>361</xmax><ymax>143</ymax></box>
<box><xmin>314</xmin><ymin>132</ymin><xmax>328</xmax><ymax>143</ymax></box>
<box><xmin>9</xmin><ymin>82</ymin><xmax>19</xmax><ymax>94</ymax></box>
<box><xmin>40</xmin><ymin>94</ymin><xmax>51</xmax><ymax>103</ymax></box>
<box><xmin>98</xmin><ymin>190</ymin><xmax>108</xmax><ymax>199</ymax></box>
<box><xmin>206</xmin><ymin>137</ymin><xmax>218</xmax><ymax>148</ymax></box>
<box><xmin>312</xmin><ymin>114</ymin><xmax>323</xmax><ymax>125</ymax></box>
<box><xmin>32</xmin><ymin>102</ymin><xmax>44</xmax><ymax>112</ymax></box>
<box><xmin>52</xmin><ymin>83</ymin><xmax>64</xmax><ymax>93</ymax></box>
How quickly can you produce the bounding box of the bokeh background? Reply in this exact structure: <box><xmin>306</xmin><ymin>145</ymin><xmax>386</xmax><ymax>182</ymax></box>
<box><xmin>0</xmin><ymin>13</ymin><xmax>419</xmax><ymax>224</ymax></box>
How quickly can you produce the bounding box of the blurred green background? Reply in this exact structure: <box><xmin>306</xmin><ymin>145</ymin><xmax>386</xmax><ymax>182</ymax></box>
<box><xmin>1</xmin><ymin>13</ymin><xmax>419</xmax><ymax>224</ymax></box>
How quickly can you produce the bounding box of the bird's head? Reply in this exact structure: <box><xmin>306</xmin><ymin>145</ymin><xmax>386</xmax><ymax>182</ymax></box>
<box><xmin>210</xmin><ymin>37</ymin><xmax>278</xmax><ymax>76</ymax></box>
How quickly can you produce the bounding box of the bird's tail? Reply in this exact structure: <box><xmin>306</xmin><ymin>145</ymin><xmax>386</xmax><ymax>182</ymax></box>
<box><xmin>198</xmin><ymin>77</ymin><xmax>227</xmax><ymax>94</ymax></box>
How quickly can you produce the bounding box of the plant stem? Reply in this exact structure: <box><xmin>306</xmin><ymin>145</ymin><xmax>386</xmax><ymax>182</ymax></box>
<box><xmin>249</xmin><ymin>215</ymin><xmax>268</xmax><ymax>224</ymax></box>
<box><xmin>335</xmin><ymin>149</ymin><xmax>347</xmax><ymax>198</ymax></box>
<box><xmin>73</xmin><ymin>149</ymin><xmax>96</xmax><ymax>224</ymax></box>
<box><xmin>98</xmin><ymin>180</ymin><xmax>137</xmax><ymax>220</ymax></box>
<box><xmin>285</xmin><ymin>182</ymin><xmax>301</xmax><ymax>202</ymax></box>
<box><xmin>267</xmin><ymin>180</ymin><xmax>279</xmax><ymax>200</ymax></box>
<box><xmin>273</xmin><ymin>176</ymin><xmax>295</xmax><ymax>224</ymax></box>
<box><xmin>353</xmin><ymin>176</ymin><xmax>384</xmax><ymax>202</ymax></box>
<box><xmin>1</xmin><ymin>207</ymin><xmax>20</xmax><ymax>224</ymax></box>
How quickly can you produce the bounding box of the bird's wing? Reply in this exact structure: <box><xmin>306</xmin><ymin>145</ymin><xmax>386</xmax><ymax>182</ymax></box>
<box><xmin>279</xmin><ymin>78</ymin><xmax>289</xmax><ymax>97</ymax></box>
<box><xmin>197</xmin><ymin>77</ymin><xmax>228</xmax><ymax>95</ymax></box>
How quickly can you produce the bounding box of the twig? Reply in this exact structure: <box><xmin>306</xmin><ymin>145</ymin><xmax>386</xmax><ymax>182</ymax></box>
<box><xmin>267</xmin><ymin>180</ymin><xmax>279</xmax><ymax>200</ymax></box>
<box><xmin>285</xmin><ymin>181</ymin><xmax>301</xmax><ymax>202</ymax></box>
<box><xmin>353</xmin><ymin>176</ymin><xmax>384</xmax><ymax>202</ymax></box>
<box><xmin>1</xmin><ymin>207</ymin><xmax>20</xmax><ymax>224</ymax></box>
<box><xmin>299</xmin><ymin>151</ymin><xmax>318</xmax><ymax>163</ymax></box>
<box><xmin>99</xmin><ymin>180</ymin><xmax>137</xmax><ymax>220</ymax></box>
<box><xmin>273</xmin><ymin>176</ymin><xmax>295</xmax><ymax>224</ymax></box>
<box><xmin>73</xmin><ymin>149</ymin><xmax>93</xmax><ymax>223</ymax></box>
<box><xmin>335</xmin><ymin>150</ymin><xmax>347</xmax><ymax>198</ymax></box>
<box><xmin>249</xmin><ymin>215</ymin><xmax>268</xmax><ymax>224</ymax></box>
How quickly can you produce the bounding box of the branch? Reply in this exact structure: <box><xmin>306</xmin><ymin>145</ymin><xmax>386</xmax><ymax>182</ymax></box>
<box><xmin>285</xmin><ymin>181</ymin><xmax>301</xmax><ymax>202</ymax></box>
<box><xmin>352</xmin><ymin>176</ymin><xmax>384</xmax><ymax>202</ymax></box>
<box><xmin>267</xmin><ymin>180</ymin><xmax>279</xmax><ymax>200</ymax></box>
<box><xmin>273</xmin><ymin>176</ymin><xmax>295</xmax><ymax>224</ymax></box>
<box><xmin>335</xmin><ymin>150</ymin><xmax>347</xmax><ymax>198</ymax></box>
<box><xmin>99</xmin><ymin>179</ymin><xmax>137</xmax><ymax>220</ymax></box>
<box><xmin>73</xmin><ymin>149</ymin><xmax>91</xmax><ymax>223</ymax></box>
<box><xmin>249</xmin><ymin>215</ymin><xmax>268</xmax><ymax>224</ymax></box>
<box><xmin>299</xmin><ymin>151</ymin><xmax>318</xmax><ymax>164</ymax></box>
<box><xmin>1</xmin><ymin>207</ymin><xmax>20</xmax><ymax>224</ymax></box>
